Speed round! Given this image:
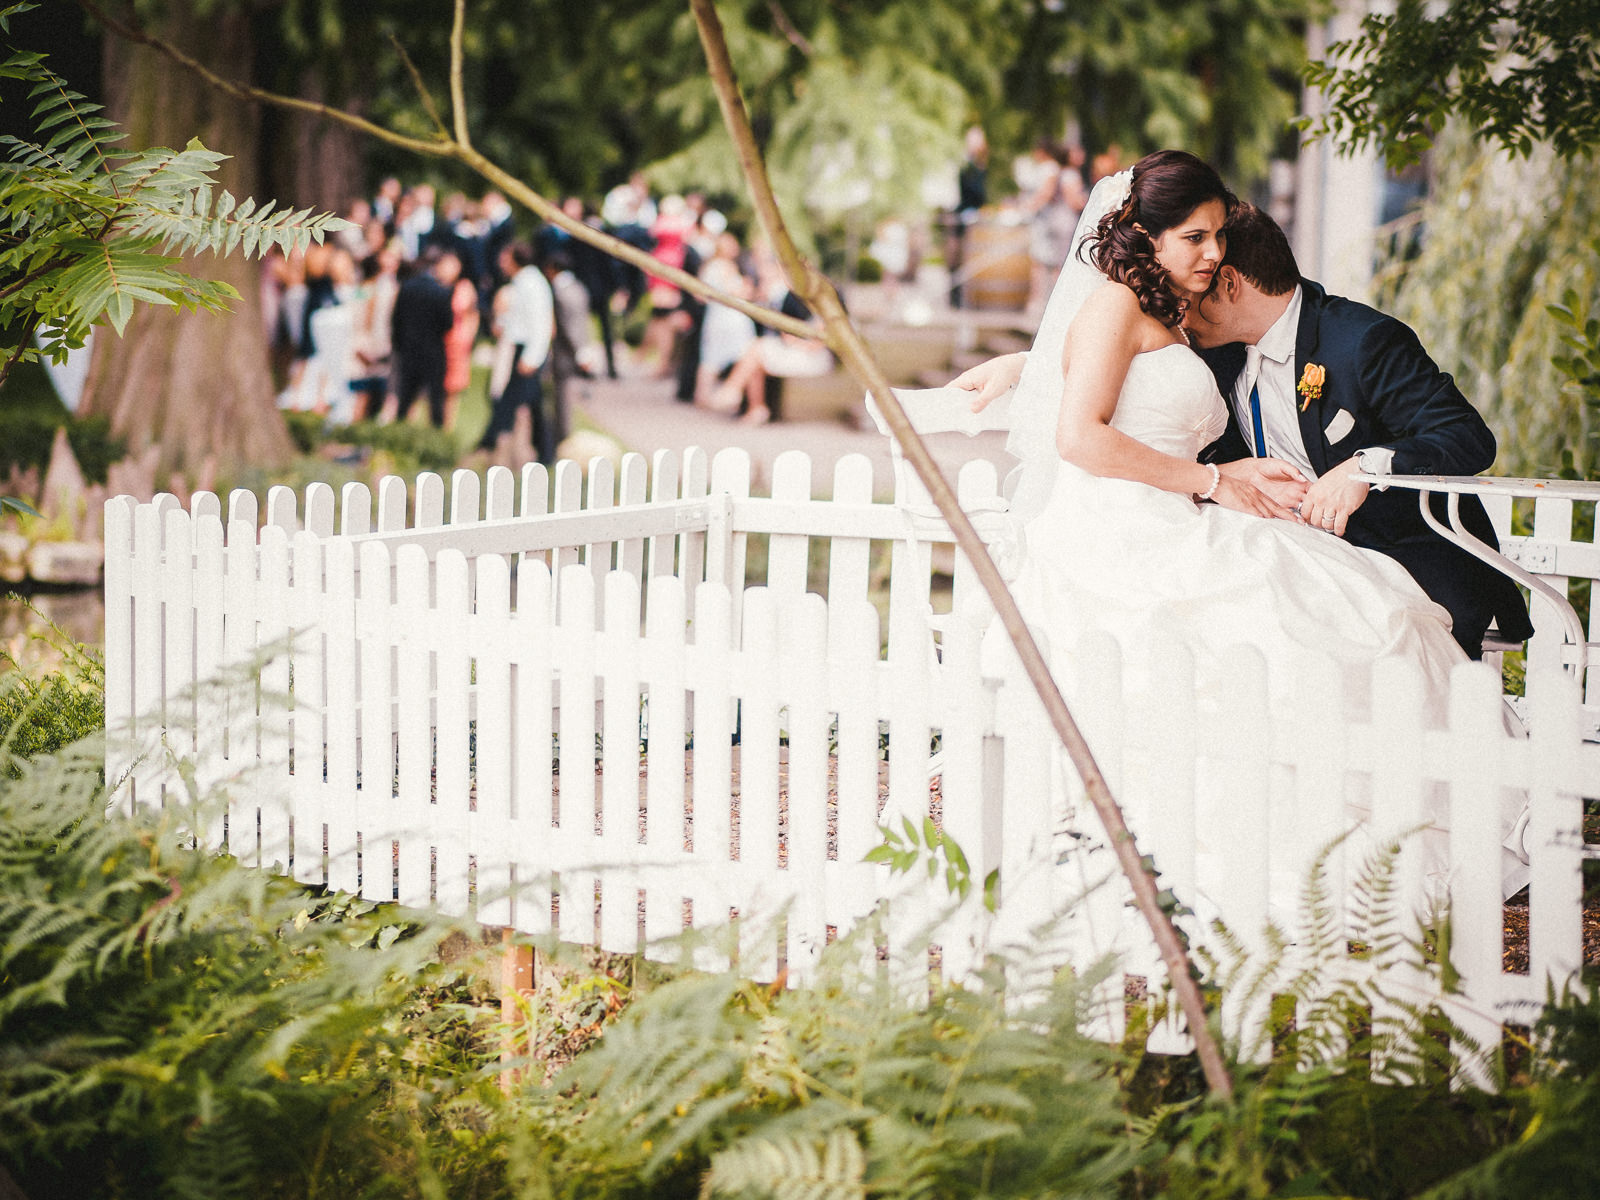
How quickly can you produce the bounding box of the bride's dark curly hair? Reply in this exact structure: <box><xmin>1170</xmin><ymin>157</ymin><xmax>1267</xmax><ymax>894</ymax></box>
<box><xmin>1084</xmin><ymin>149</ymin><xmax>1236</xmax><ymax>328</ymax></box>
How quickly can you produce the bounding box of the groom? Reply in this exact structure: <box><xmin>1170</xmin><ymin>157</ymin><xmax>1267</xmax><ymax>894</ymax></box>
<box><xmin>1187</xmin><ymin>203</ymin><xmax>1533</xmax><ymax>658</ymax></box>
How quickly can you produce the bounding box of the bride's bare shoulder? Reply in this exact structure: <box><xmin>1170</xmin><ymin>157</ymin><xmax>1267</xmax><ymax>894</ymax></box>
<box><xmin>1066</xmin><ymin>280</ymin><xmax>1143</xmax><ymax>343</ymax></box>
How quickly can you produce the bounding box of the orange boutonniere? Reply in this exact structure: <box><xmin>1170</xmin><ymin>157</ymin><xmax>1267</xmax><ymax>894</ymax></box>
<box><xmin>1297</xmin><ymin>362</ymin><xmax>1326</xmax><ymax>410</ymax></box>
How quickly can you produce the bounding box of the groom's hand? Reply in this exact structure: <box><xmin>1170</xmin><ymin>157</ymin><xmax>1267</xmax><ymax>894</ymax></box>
<box><xmin>1219</xmin><ymin>458</ymin><xmax>1308</xmax><ymax>517</ymax></box>
<box><xmin>1299</xmin><ymin>455</ymin><xmax>1370</xmax><ymax>537</ymax></box>
<box><xmin>952</xmin><ymin>352</ymin><xmax>1026</xmax><ymax>411</ymax></box>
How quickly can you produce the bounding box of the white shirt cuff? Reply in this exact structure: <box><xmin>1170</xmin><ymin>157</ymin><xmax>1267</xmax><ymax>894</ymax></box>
<box><xmin>1355</xmin><ymin>446</ymin><xmax>1395</xmax><ymax>489</ymax></box>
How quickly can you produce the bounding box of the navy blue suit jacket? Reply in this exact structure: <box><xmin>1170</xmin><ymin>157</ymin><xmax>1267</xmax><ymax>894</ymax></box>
<box><xmin>1199</xmin><ymin>279</ymin><xmax>1533</xmax><ymax>655</ymax></box>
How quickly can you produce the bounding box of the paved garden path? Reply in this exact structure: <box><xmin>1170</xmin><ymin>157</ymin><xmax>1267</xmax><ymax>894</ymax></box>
<box><xmin>571</xmin><ymin>369</ymin><xmax>1012</xmax><ymax>499</ymax></box>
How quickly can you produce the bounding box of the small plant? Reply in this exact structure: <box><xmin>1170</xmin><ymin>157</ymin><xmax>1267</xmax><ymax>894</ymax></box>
<box><xmin>865</xmin><ymin>815</ymin><xmax>997</xmax><ymax>911</ymax></box>
<box><xmin>0</xmin><ymin>601</ymin><xmax>103</xmax><ymax>772</ymax></box>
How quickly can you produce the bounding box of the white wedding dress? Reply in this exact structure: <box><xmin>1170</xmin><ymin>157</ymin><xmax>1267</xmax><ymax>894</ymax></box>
<box><xmin>995</xmin><ymin>338</ymin><xmax>1533</xmax><ymax>913</ymax></box>
<box><xmin>982</xmin><ymin>167</ymin><xmax>1529</xmax><ymax>909</ymax></box>
<box><xmin>1007</xmin><ymin>340</ymin><xmax>1467</xmax><ymax>714</ymax></box>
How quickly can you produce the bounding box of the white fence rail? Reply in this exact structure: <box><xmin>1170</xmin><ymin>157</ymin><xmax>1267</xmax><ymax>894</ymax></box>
<box><xmin>104</xmin><ymin>448</ymin><xmax>1599</xmax><ymax>1057</ymax></box>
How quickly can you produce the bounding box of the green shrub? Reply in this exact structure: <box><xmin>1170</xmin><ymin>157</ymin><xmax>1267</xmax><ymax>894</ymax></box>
<box><xmin>0</xmin><ymin>704</ymin><xmax>507</xmax><ymax>1199</ymax></box>
<box><xmin>283</xmin><ymin>409</ymin><xmax>328</xmax><ymax>456</ymax></box>
<box><xmin>0</xmin><ymin>409</ymin><xmax>127</xmax><ymax>487</ymax></box>
<box><xmin>334</xmin><ymin>419</ymin><xmax>462</xmax><ymax>475</ymax></box>
<box><xmin>0</xmin><ymin>617</ymin><xmax>103</xmax><ymax>773</ymax></box>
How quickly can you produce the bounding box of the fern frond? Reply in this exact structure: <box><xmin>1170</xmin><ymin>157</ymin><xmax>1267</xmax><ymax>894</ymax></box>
<box><xmin>702</xmin><ymin>1128</ymin><xmax>867</xmax><ymax>1200</ymax></box>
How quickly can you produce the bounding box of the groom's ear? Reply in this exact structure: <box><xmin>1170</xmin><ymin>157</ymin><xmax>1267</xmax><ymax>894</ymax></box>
<box><xmin>1215</xmin><ymin>265</ymin><xmax>1242</xmax><ymax>300</ymax></box>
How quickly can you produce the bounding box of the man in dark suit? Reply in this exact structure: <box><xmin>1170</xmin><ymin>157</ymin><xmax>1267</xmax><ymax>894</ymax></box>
<box><xmin>1188</xmin><ymin>203</ymin><xmax>1532</xmax><ymax>658</ymax></box>
<box><xmin>389</xmin><ymin>247</ymin><xmax>458</xmax><ymax>428</ymax></box>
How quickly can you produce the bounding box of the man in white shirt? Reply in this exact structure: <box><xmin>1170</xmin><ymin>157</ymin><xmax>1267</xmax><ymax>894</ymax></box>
<box><xmin>478</xmin><ymin>241</ymin><xmax>555</xmax><ymax>461</ymax></box>
<box><xmin>1188</xmin><ymin>203</ymin><xmax>1532</xmax><ymax>658</ymax></box>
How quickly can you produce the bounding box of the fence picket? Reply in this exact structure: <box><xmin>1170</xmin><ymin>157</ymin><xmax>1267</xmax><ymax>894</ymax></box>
<box><xmin>289</xmin><ymin>529</ymin><xmax>326</xmax><ymax>886</ymax></box>
<box><xmin>341</xmin><ymin>481</ymin><xmax>373</xmax><ymax>536</ymax></box>
<box><xmin>257</xmin><ymin>525</ymin><xmax>293</xmax><ymax>871</ymax></box>
<box><xmin>689</xmin><ymin>582</ymin><xmax>735</xmax><ymax>973</ymax></box>
<box><xmin>324</xmin><ymin>537</ymin><xmax>360</xmax><ymax>893</ymax></box>
<box><xmin>617</xmin><ymin>453</ymin><xmax>650</xmax><ymax>583</ymax></box>
<box><xmin>415</xmin><ymin>473</ymin><xmax>446</xmax><ymax>531</ymax></box>
<box><xmin>376</xmin><ymin>475</ymin><xmax>408</xmax><ymax>531</ymax></box>
<box><xmin>356</xmin><ymin>540</ymin><xmax>395</xmax><ymax>901</ymax></box>
<box><xmin>1447</xmin><ymin>662</ymin><xmax>1514</xmax><ymax>1087</ymax></box>
<box><xmin>485</xmin><ymin>464</ymin><xmax>516</xmax><ymax>520</ymax></box>
<box><xmin>648</xmin><ymin>450</ymin><xmax>682</xmax><ymax>585</ymax></box>
<box><xmin>434</xmin><ymin>549</ymin><xmax>473</xmax><ymax>914</ymax></box>
<box><xmin>103</xmin><ymin>498</ymin><xmax>136</xmax><ymax>815</ymax></box>
<box><xmin>1528</xmin><ymin>664</ymin><xmax>1584</xmax><ymax>989</ymax></box>
<box><xmin>451</xmin><ymin>468</ymin><xmax>481</xmax><ymax>526</ymax></box>
<box><xmin>767</xmin><ymin>451</ymin><xmax>813</xmax><ymax>599</ymax></box>
<box><xmin>512</xmin><ymin>558</ymin><xmax>555</xmax><ymax>934</ymax></box>
<box><xmin>557</xmin><ymin>564</ymin><xmax>599</xmax><ymax>946</ymax></box>
<box><xmin>223</xmin><ymin>518</ymin><xmax>260</xmax><ymax>866</ymax></box>
<box><xmin>394</xmin><ymin>543</ymin><xmax>434</xmax><ymax>907</ymax></box>
<box><xmin>642</xmin><ymin>575</ymin><xmax>689</xmax><ymax>953</ymax></box>
<box><xmin>228</xmin><ymin>488</ymin><xmax>258</xmax><ymax>530</ymax></box>
<box><xmin>266</xmin><ymin>485</ymin><xmax>298</xmax><ymax>532</ymax></box>
<box><xmin>305</xmin><ymin>481</ymin><xmax>335</xmax><ymax>537</ymax></box>
<box><xmin>472</xmin><ymin>552</ymin><xmax>515</xmax><ymax>927</ymax></box>
<box><xmin>785</xmin><ymin>592</ymin><xmax>831</xmax><ymax>981</ymax></box>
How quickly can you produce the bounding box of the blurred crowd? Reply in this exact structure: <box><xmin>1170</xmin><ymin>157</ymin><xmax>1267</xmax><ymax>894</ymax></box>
<box><xmin>264</xmin><ymin>174</ymin><xmax>831</xmax><ymax>462</ymax></box>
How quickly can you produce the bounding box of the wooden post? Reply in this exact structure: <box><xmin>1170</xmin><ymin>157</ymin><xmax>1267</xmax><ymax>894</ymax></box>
<box><xmin>499</xmin><ymin>927</ymin><xmax>536</xmax><ymax>1090</ymax></box>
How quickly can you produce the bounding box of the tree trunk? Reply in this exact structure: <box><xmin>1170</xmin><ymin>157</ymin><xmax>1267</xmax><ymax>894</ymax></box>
<box><xmin>266</xmin><ymin>71</ymin><xmax>368</xmax><ymax>214</ymax></box>
<box><xmin>80</xmin><ymin>3</ymin><xmax>292</xmax><ymax>477</ymax></box>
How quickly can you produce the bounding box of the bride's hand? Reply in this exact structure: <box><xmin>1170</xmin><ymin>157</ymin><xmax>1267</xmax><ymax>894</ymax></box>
<box><xmin>1209</xmin><ymin>472</ymin><xmax>1300</xmax><ymax>520</ymax></box>
<box><xmin>951</xmin><ymin>352</ymin><xmax>1026</xmax><ymax>411</ymax></box>
<box><xmin>1219</xmin><ymin>458</ymin><xmax>1309</xmax><ymax>516</ymax></box>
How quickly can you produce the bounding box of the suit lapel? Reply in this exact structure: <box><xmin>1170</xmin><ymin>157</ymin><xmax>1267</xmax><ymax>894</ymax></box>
<box><xmin>1293</xmin><ymin>280</ymin><xmax>1331</xmax><ymax>477</ymax></box>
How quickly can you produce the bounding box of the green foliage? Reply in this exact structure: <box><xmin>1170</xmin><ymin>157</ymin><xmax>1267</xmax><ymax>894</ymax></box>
<box><xmin>1424</xmin><ymin>982</ymin><xmax>1600</xmax><ymax>1199</ymax></box>
<box><xmin>1547</xmin><ymin>276</ymin><xmax>1600</xmax><ymax>467</ymax></box>
<box><xmin>0</xmin><ymin>691</ymin><xmax>513</xmax><ymax>1198</ymax></box>
<box><xmin>334</xmin><ymin>418</ymin><xmax>463</xmax><ymax>475</ymax></box>
<box><xmin>0</xmin><ymin>1</ymin><xmax>346</xmax><ymax>390</ymax></box>
<box><xmin>1001</xmin><ymin>0</ymin><xmax>1314</xmax><ymax>187</ymax></box>
<box><xmin>1303</xmin><ymin>0</ymin><xmax>1600</xmax><ymax>170</ymax></box>
<box><xmin>519</xmin><ymin>935</ymin><xmax>1141</xmax><ymax>1199</ymax></box>
<box><xmin>1376</xmin><ymin>130</ymin><xmax>1600</xmax><ymax>478</ymax></box>
<box><xmin>0</xmin><ymin>615</ymin><xmax>102</xmax><ymax>770</ymax></box>
<box><xmin>865</xmin><ymin>816</ymin><xmax>997</xmax><ymax>911</ymax></box>
<box><xmin>0</xmin><ymin>408</ymin><xmax>126</xmax><ymax>485</ymax></box>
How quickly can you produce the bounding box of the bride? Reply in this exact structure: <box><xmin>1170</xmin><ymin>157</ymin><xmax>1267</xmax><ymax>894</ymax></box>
<box><xmin>951</xmin><ymin>150</ymin><xmax>1529</xmax><ymax>901</ymax></box>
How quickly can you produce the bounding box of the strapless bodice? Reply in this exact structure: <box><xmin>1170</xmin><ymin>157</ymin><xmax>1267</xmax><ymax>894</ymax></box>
<box><xmin>1109</xmin><ymin>342</ymin><xmax>1229</xmax><ymax>460</ymax></box>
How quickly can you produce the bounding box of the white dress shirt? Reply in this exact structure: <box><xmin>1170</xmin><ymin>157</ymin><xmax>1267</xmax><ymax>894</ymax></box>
<box><xmin>502</xmin><ymin>266</ymin><xmax>554</xmax><ymax>370</ymax></box>
<box><xmin>1230</xmin><ymin>285</ymin><xmax>1393</xmax><ymax>483</ymax></box>
<box><xmin>1232</xmin><ymin>286</ymin><xmax>1315</xmax><ymax>479</ymax></box>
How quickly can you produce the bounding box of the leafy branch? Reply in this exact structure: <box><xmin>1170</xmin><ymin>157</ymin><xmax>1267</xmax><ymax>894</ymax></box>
<box><xmin>866</xmin><ymin>816</ymin><xmax>997</xmax><ymax>912</ymax></box>
<box><xmin>0</xmin><ymin>1</ymin><xmax>346</xmax><ymax>393</ymax></box>
<box><xmin>1301</xmin><ymin>0</ymin><xmax>1600</xmax><ymax>170</ymax></box>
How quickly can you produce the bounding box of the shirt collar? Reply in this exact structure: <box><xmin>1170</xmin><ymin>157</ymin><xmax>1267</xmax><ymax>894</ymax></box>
<box><xmin>1255</xmin><ymin>284</ymin><xmax>1303</xmax><ymax>366</ymax></box>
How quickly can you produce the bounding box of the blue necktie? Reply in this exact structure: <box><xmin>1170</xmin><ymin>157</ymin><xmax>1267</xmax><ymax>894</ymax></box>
<box><xmin>1248</xmin><ymin>380</ymin><xmax>1266</xmax><ymax>458</ymax></box>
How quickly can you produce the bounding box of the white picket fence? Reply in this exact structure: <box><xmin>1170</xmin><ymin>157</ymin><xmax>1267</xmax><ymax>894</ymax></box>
<box><xmin>103</xmin><ymin>447</ymin><xmax>1600</xmax><ymax>1059</ymax></box>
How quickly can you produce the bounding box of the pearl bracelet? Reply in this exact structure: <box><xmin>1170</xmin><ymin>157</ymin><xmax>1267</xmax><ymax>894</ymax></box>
<box><xmin>1196</xmin><ymin>463</ymin><xmax>1220</xmax><ymax>502</ymax></box>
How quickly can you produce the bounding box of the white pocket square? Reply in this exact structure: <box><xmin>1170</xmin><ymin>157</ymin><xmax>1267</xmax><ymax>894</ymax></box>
<box><xmin>1324</xmin><ymin>409</ymin><xmax>1355</xmax><ymax>442</ymax></box>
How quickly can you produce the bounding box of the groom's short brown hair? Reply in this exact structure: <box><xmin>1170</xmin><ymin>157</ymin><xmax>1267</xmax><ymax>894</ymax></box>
<box><xmin>1222</xmin><ymin>203</ymin><xmax>1298</xmax><ymax>296</ymax></box>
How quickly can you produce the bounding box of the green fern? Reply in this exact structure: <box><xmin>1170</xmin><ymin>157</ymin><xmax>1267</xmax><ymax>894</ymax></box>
<box><xmin>0</xmin><ymin>2</ymin><xmax>346</xmax><ymax>387</ymax></box>
<box><xmin>702</xmin><ymin>1127</ymin><xmax>867</xmax><ymax>1200</ymax></box>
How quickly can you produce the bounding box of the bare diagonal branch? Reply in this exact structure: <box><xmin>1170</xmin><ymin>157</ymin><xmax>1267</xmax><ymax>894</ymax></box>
<box><xmin>690</xmin><ymin>0</ymin><xmax>1234</xmax><ymax>1102</ymax></box>
<box><xmin>73</xmin><ymin>0</ymin><xmax>816</xmax><ymax>341</ymax></box>
<box><xmin>449</xmin><ymin>0</ymin><xmax>471</xmax><ymax>152</ymax></box>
